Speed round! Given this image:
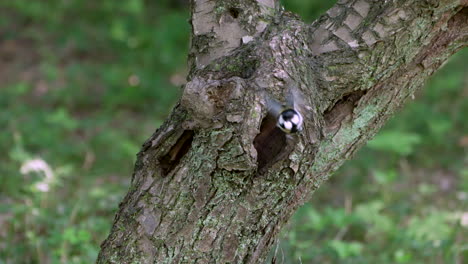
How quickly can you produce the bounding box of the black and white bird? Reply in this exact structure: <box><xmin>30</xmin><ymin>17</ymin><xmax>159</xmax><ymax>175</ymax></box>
<box><xmin>265</xmin><ymin>88</ymin><xmax>305</xmax><ymax>134</ymax></box>
<box><xmin>254</xmin><ymin>86</ymin><xmax>307</xmax><ymax>171</ymax></box>
<box><xmin>277</xmin><ymin>108</ymin><xmax>303</xmax><ymax>134</ymax></box>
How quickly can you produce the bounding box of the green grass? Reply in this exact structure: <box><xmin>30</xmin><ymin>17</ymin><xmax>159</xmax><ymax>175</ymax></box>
<box><xmin>0</xmin><ymin>1</ymin><xmax>188</xmax><ymax>263</ymax></box>
<box><xmin>0</xmin><ymin>1</ymin><xmax>467</xmax><ymax>263</ymax></box>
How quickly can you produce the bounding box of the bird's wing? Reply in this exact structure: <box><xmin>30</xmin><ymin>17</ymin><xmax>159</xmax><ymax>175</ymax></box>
<box><xmin>265</xmin><ymin>93</ymin><xmax>283</xmax><ymax>118</ymax></box>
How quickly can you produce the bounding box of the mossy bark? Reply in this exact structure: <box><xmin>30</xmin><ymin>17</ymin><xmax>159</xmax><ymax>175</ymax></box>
<box><xmin>97</xmin><ymin>0</ymin><xmax>467</xmax><ymax>263</ymax></box>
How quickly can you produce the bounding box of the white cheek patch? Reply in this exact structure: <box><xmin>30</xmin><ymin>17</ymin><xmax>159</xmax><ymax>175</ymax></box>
<box><xmin>284</xmin><ymin>121</ymin><xmax>293</xmax><ymax>130</ymax></box>
<box><xmin>278</xmin><ymin>115</ymin><xmax>285</xmax><ymax>123</ymax></box>
<box><xmin>291</xmin><ymin>115</ymin><xmax>300</xmax><ymax>124</ymax></box>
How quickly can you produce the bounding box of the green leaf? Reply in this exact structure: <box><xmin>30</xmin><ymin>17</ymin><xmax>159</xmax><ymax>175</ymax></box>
<box><xmin>355</xmin><ymin>200</ymin><xmax>394</xmax><ymax>234</ymax></box>
<box><xmin>367</xmin><ymin>131</ymin><xmax>421</xmax><ymax>156</ymax></box>
<box><xmin>373</xmin><ymin>169</ymin><xmax>398</xmax><ymax>185</ymax></box>
<box><xmin>126</xmin><ymin>0</ymin><xmax>143</xmax><ymax>14</ymax></box>
<box><xmin>406</xmin><ymin>211</ymin><xmax>454</xmax><ymax>242</ymax></box>
<box><xmin>394</xmin><ymin>249</ymin><xmax>413</xmax><ymax>263</ymax></box>
<box><xmin>328</xmin><ymin>240</ymin><xmax>363</xmax><ymax>259</ymax></box>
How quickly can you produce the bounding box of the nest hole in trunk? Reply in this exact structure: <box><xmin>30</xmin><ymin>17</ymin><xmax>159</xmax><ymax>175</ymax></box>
<box><xmin>253</xmin><ymin>115</ymin><xmax>287</xmax><ymax>172</ymax></box>
<box><xmin>159</xmin><ymin>130</ymin><xmax>194</xmax><ymax>176</ymax></box>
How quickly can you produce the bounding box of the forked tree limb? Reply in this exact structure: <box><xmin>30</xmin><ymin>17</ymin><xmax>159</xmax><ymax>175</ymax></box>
<box><xmin>97</xmin><ymin>0</ymin><xmax>467</xmax><ymax>263</ymax></box>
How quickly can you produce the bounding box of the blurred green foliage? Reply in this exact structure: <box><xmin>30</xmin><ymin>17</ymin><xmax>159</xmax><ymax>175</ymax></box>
<box><xmin>0</xmin><ymin>0</ymin><xmax>189</xmax><ymax>263</ymax></box>
<box><xmin>0</xmin><ymin>0</ymin><xmax>466</xmax><ymax>263</ymax></box>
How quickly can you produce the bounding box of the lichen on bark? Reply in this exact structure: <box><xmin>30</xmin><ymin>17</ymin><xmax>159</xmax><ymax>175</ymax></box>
<box><xmin>97</xmin><ymin>1</ymin><xmax>467</xmax><ymax>263</ymax></box>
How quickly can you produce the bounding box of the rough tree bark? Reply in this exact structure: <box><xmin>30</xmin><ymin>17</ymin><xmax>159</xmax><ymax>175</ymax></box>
<box><xmin>98</xmin><ymin>0</ymin><xmax>467</xmax><ymax>263</ymax></box>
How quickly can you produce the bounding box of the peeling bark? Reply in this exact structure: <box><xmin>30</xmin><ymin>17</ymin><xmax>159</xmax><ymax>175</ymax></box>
<box><xmin>97</xmin><ymin>0</ymin><xmax>468</xmax><ymax>263</ymax></box>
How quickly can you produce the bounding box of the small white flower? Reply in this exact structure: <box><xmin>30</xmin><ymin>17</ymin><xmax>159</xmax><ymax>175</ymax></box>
<box><xmin>20</xmin><ymin>158</ymin><xmax>54</xmax><ymax>193</ymax></box>
<box><xmin>461</xmin><ymin>212</ymin><xmax>468</xmax><ymax>227</ymax></box>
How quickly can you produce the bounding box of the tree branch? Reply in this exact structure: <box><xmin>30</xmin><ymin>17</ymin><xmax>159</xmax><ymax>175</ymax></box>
<box><xmin>189</xmin><ymin>0</ymin><xmax>280</xmax><ymax>70</ymax></box>
<box><xmin>311</xmin><ymin>0</ymin><xmax>468</xmax><ymax>105</ymax></box>
<box><xmin>97</xmin><ymin>0</ymin><xmax>467</xmax><ymax>263</ymax></box>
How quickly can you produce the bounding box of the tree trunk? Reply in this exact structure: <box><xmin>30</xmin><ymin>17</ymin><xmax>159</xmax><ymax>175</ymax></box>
<box><xmin>97</xmin><ymin>0</ymin><xmax>467</xmax><ymax>263</ymax></box>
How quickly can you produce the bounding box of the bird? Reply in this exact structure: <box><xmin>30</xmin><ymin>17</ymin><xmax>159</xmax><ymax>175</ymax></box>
<box><xmin>277</xmin><ymin>108</ymin><xmax>303</xmax><ymax>133</ymax></box>
<box><xmin>265</xmin><ymin>87</ymin><xmax>305</xmax><ymax>134</ymax></box>
<box><xmin>253</xmin><ymin>86</ymin><xmax>306</xmax><ymax>172</ymax></box>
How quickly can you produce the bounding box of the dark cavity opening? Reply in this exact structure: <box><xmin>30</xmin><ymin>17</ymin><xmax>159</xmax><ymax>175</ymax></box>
<box><xmin>228</xmin><ymin>7</ymin><xmax>241</xmax><ymax>18</ymax></box>
<box><xmin>253</xmin><ymin>115</ymin><xmax>287</xmax><ymax>172</ymax></box>
<box><xmin>324</xmin><ymin>90</ymin><xmax>367</xmax><ymax>128</ymax></box>
<box><xmin>159</xmin><ymin>130</ymin><xmax>194</xmax><ymax>176</ymax></box>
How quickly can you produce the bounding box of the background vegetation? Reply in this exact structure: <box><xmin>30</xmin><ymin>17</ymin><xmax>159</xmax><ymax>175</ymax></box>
<box><xmin>0</xmin><ymin>1</ymin><xmax>466</xmax><ymax>263</ymax></box>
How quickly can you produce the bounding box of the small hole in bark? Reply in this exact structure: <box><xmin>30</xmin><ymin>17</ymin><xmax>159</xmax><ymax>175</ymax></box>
<box><xmin>323</xmin><ymin>90</ymin><xmax>367</xmax><ymax>134</ymax></box>
<box><xmin>159</xmin><ymin>130</ymin><xmax>194</xmax><ymax>176</ymax></box>
<box><xmin>253</xmin><ymin>115</ymin><xmax>287</xmax><ymax>172</ymax></box>
<box><xmin>228</xmin><ymin>7</ymin><xmax>241</xmax><ymax>18</ymax></box>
